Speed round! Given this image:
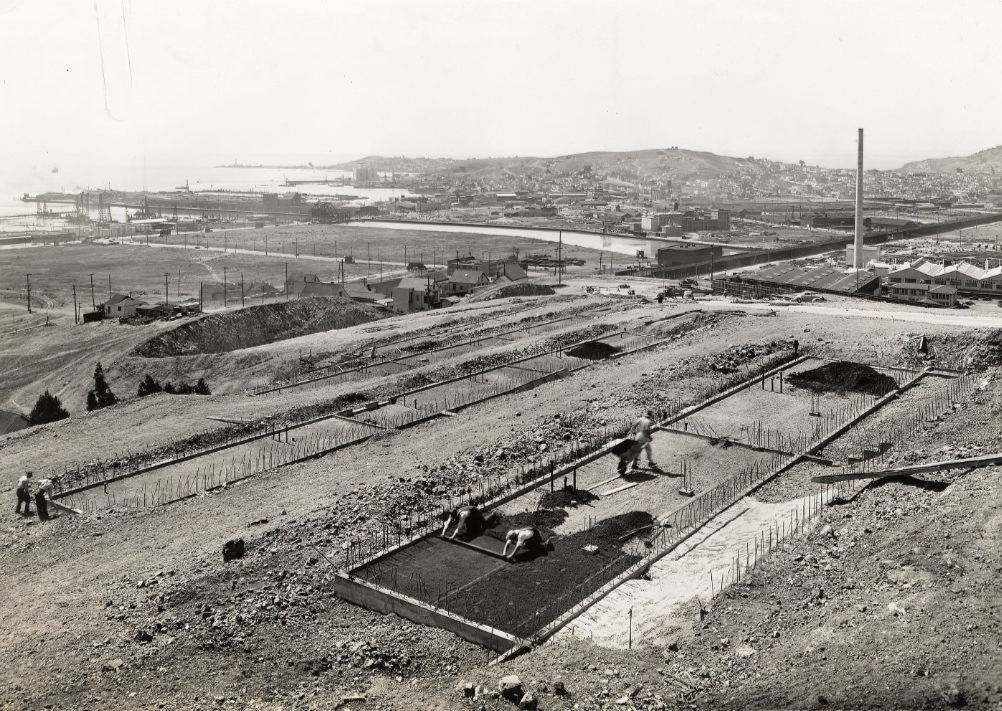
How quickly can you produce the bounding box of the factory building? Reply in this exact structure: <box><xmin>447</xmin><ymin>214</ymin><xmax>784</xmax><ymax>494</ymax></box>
<box><xmin>656</xmin><ymin>243</ymin><xmax>723</xmax><ymax>268</ymax></box>
<box><xmin>885</xmin><ymin>258</ymin><xmax>1002</xmax><ymax>296</ymax></box>
<box><xmin>642</xmin><ymin>209</ymin><xmax>730</xmax><ymax>234</ymax></box>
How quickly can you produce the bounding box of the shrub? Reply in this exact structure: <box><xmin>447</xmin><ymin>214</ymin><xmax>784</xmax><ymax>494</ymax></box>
<box><xmin>137</xmin><ymin>374</ymin><xmax>162</xmax><ymax>398</ymax></box>
<box><xmin>87</xmin><ymin>362</ymin><xmax>118</xmax><ymax>411</ymax></box>
<box><xmin>159</xmin><ymin>378</ymin><xmax>211</xmax><ymax>396</ymax></box>
<box><xmin>28</xmin><ymin>391</ymin><xmax>69</xmax><ymax>426</ymax></box>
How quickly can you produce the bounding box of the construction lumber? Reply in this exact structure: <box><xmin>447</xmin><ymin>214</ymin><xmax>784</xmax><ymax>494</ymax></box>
<box><xmin>811</xmin><ymin>452</ymin><xmax>1002</xmax><ymax>484</ymax></box>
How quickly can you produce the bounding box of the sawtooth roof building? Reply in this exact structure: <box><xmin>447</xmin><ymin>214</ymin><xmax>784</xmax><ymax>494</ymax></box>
<box><xmin>885</xmin><ymin>258</ymin><xmax>1002</xmax><ymax>296</ymax></box>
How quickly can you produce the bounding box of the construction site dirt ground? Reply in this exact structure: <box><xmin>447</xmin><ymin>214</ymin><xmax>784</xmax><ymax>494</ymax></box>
<box><xmin>2</xmin><ymin>278</ymin><xmax>1002</xmax><ymax>710</ymax></box>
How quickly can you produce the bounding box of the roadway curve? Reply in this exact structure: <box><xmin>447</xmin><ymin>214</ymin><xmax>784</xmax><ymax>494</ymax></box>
<box><xmin>700</xmin><ymin>299</ymin><xmax>1002</xmax><ymax>329</ymax></box>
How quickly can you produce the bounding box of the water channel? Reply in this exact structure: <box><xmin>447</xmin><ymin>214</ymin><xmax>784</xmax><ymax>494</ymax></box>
<box><xmin>347</xmin><ymin>220</ymin><xmax>744</xmax><ymax>259</ymax></box>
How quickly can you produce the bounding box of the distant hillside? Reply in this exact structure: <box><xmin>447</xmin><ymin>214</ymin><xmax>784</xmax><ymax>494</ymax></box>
<box><xmin>898</xmin><ymin>145</ymin><xmax>1002</xmax><ymax>174</ymax></box>
<box><xmin>335</xmin><ymin>148</ymin><xmax>778</xmax><ymax>182</ymax></box>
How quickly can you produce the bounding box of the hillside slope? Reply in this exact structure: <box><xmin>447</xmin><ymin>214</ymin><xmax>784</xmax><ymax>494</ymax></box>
<box><xmin>899</xmin><ymin>144</ymin><xmax>1002</xmax><ymax>174</ymax></box>
<box><xmin>337</xmin><ymin>148</ymin><xmax>786</xmax><ymax>183</ymax></box>
<box><xmin>134</xmin><ymin>297</ymin><xmax>386</xmax><ymax>357</ymax></box>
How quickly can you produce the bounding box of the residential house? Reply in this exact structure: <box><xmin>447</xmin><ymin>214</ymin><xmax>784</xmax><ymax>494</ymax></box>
<box><xmin>392</xmin><ymin>276</ymin><xmax>442</xmax><ymax>314</ymax></box>
<box><xmin>499</xmin><ymin>262</ymin><xmax>528</xmax><ymax>282</ymax></box>
<box><xmin>344</xmin><ymin>282</ymin><xmax>381</xmax><ymax>304</ymax></box>
<box><xmin>103</xmin><ymin>293</ymin><xmax>146</xmax><ymax>318</ymax></box>
<box><xmin>300</xmin><ymin>278</ymin><xmax>349</xmax><ymax>299</ymax></box>
<box><xmin>446</xmin><ymin>270</ymin><xmax>489</xmax><ymax>296</ymax></box>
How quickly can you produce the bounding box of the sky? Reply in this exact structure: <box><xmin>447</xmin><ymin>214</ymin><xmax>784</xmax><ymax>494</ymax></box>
<box><xmin>2</xmin><ymin>0</ymin><xmax>1001</xmax><ymax>175</ymax></box>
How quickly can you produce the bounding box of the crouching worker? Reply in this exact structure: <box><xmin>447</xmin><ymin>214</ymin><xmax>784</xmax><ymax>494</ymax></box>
<box><xmin>441</xmin><ymin>505</ymin><xmax>487</xmax><ymax>540</ymax></box>
<box><xmin>34</xmin><ymin>478</ymin><xmax>54</xmax><ymax>521</ymax></box>
<box><xmin>502</xmin><ymin>527</ymin><xmax>553</xmax><ymax>561</ymax></box>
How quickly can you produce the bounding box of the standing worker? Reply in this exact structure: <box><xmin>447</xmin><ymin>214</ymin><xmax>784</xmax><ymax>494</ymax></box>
<box><xmin>793</xmin><ymin>338</ymin><xmax>799</xmax><ymax>356</ymax></box>
<box><xmin>34</xmin><ymin>477</ymin><xmax>54</xmax><ymax>521</ymax></box>
<box><xmin>627</xmin><ymin>410</ymin><xmax>658</xmax><ymax>473</ymax></box>
<box><xmin>15</xmin><ymin>472</ymin><xmax>33</xmax><ymax>515</ymax></box>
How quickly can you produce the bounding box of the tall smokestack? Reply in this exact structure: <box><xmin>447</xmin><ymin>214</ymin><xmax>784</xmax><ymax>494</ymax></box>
<box><xmin>854</xmin><ymin>128</ymin><xmax>864</xmax><ymax>269</ymax></box>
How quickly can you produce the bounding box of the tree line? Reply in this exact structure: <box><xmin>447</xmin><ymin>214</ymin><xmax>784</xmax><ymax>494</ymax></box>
<box><xmin>28</xmin><ymin>363</ymin><xmax>211</xmax><ymax>426</ymax></box>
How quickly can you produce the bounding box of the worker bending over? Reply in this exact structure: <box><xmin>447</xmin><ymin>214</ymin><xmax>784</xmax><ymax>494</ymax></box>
<box><xmin>502</xmin><ymin>527</ymin><xmax>553</xmax><ymax>560</ymax></box>
<box><xmin>441</xmin><ymin>505</ymin><xmax>487</xmax><ymax>540</ymax></box>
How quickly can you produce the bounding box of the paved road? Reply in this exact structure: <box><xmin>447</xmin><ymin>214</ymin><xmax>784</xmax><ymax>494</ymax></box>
<box><xmin>700</xmin><ymin>299</ymin><xmax>1002</xmax><ymax>329</ymax></box>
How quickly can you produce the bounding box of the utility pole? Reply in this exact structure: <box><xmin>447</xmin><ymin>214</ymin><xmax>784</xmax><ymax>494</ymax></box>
<box><xmin>25</xmin><ymin>274</ymin><xmax>31</xmax><ymax>313</ymax></box>
<box><xmin>199</xmin><ymin>282</ymin><xmax>203</xmax><ymax>312</ymax></box>
<box><xmin>72</xmin><ymin>284</ymin><xmax>78</xmax><ymax>323</ymax></box>
<box><xmin>89</xmin><ymin>273</ymin><xmax>96</xmax><ymax>311</ymax></box>
<box><xmin>285</xmin><ymin>263</ymin><xmax>289</xmax><ymax>300</ymax></box>
<box><xmin>557</xmin><ymin>231</ymin><xmax>562</xmax><ymax>285</ymax></box>
<box><xmin>265</xmin><ymin>235</ymin><xmax>268</xmax><ymax>256</ymax></box>
<box><xmin>165</xmin><ymin>273</ymin><xmax>169</xmax><ymax>310</ymax></box>
<box><xmin>108</xmin><ymin>274</ymin><xmax>112</xmax><ymax>299</ymax></box>
<box><xmin>241</xmin><ymin>273</ymin><xmax>245</xmax><ymax>308</ymax></box>
<box><xmin>223</xmin><ymin>266</ymin><xmax>227</xmax><ymax>308</ymax></box>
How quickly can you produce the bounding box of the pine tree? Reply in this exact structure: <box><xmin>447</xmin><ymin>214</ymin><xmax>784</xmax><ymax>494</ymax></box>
<box><xmin>28</xmin><ymin>391</ymin><xmax>70</xmax><ymax>426</ymax></box>
<box><xmin>87</xmin><ymin>362</ymin><xmax>118</xmax><ymax>411</ymax></box>
<box><xmin>163</xmin><ymin>382</ymin><xmax>177</xmax><ymax>394</ymax></box>
<box><xmin>137</xmin><ymin>374</ymin><xmax>162</xmax><ymax>398</ymax></box>
<box><xmin>194</xmin><ymin>378</ymin><xmax>211</xmax><ymax>395</ymax></box>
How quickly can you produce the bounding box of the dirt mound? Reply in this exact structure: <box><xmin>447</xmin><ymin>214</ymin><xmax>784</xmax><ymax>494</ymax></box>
<box><xmin>566</xmin><ymin>341</ymin><xmax>620</xmax><ymax>360</ymax></box>
<box><xmin>967</xmin><ymin>329</ymin><xmax>1002</xmax><ymax>370</ymax></box>
<box><xmin>787</xmin><ymin>361</ymin><xmax>897</xmax><ymax>396</ymax></box>
<box><xmin>467</xmin><ymin>283</ymin><xmax>556</xmax><ymax>302</ymax></box>
<box><xmin>133</xmin><ymin>297</ymin><xmax>385</xmax><ymax>357</ymax></box>
<box><xmin>539</xmin><ymin>486</ymin><xmax>599</xmax><ymax>509</ymax></box>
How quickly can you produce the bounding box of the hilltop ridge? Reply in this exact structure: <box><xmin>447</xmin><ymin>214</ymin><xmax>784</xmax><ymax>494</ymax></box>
<box><xmin>898</xmin><ymin>144</ymin><xmax>1002</xmax><ymax>174</ymax></box>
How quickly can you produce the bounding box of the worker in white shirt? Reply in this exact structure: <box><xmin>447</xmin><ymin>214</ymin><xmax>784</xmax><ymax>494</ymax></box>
<box><xmin>15</xmin><ymin>472</ymin><xmax>33</xmax><ymax>515</ymax></box>
<box><xmin>34</xmin><ymin>478</ymin><xmax>54</xmax><ymax>521</ymax></box>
